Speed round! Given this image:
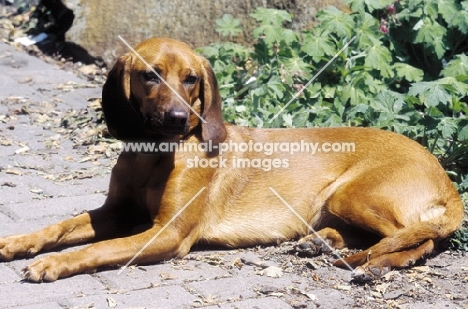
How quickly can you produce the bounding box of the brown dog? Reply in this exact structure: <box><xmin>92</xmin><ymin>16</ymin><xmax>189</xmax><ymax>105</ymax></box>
<box><xmin>0</xmin><ymin>38</ymin><xmax>464</xmax><ymax>282</ymax></box>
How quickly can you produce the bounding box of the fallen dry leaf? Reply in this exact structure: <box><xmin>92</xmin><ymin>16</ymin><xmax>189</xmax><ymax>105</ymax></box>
<box><xmin>0</xmin><ymin>137</ymin><xmax>13</xmax><ymax>146</ymax></box>
<box><xmin>232</xmin><ymin>257</ymin><xmax>243</xmax><ymax>269</ymax></box>
<box><xmin>63</xmin><ymin>156</ymin><xmax>75</xmax><ymax>161</ymax></box>
<box><xmin>106</xmin><ymin>297</ymin><xmax>117</xmax><ymax>308</ymax></box>
<box><xmin>79</xmin><ymin>64</ymin><xmax>100</xmax><ymax>75</ymax></box>
<box><xmin>305</xmin><ymin>293</ymin><xmax>318</xmax><ymax>301</ymax></box>
<box><xmin>413</xmin><ymin>266</ymin><xmax>431</xmax><ymax>273</ymax></box>
<box><xmin>5</xmin><ymin>168</ymin><xmax>22</xmax><ymax>175</ymax></box>
<box><xmin>30</xmin><ymin>188</ymin><xmax>43</xmax><ymax>194</ymax></box>
<box><xmin>335</xmin><ymin>285</ymin><xmax>351</xmax><ymax>291</ymax></box>
<box><xmin>87</xmin><ymin>98</ymin><xmax>102</xmax><ymax>110</ymax></box>
<box><xmin>15</xmin><ymin>146</ymin><xmax>29</xmax><ymax>154</ymax></box>
<box><xmin>76</xmin><ymin>173</ymin><xmax>95</xmax><ymax>180</ymax></box>
<box><xmin>260</xmin><ymin>266</ymin><xmax>283</xmax><ymax>278</ymax></box>
<box><xmin>160</xmin><ymin>272</ymin><xmax>178</xmax><ymax>280</ymax></box>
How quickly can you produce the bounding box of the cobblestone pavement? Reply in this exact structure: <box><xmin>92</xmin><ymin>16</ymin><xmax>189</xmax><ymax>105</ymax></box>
<box><xmin>0</xmin><ymin>42</ymin><xmax>467</xmax><ymax>309</ymax></box>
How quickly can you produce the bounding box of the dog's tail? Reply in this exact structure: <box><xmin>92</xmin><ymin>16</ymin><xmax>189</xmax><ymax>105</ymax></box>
<box><xmin>335</xmin><ymin>188</ymin><xmax>465</xmax><ymax>268</ymax></box>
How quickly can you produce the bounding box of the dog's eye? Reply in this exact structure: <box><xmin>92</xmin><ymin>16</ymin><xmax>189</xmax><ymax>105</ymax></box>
<box><xmin>184</xmin><ymin>75</ymin><xmax>198</xmax><ymax>85</ymax></box>
<box><xmin>143</xmin><ymin>71</ymin><xmax>161</xmax><ymax>83</ymax></box>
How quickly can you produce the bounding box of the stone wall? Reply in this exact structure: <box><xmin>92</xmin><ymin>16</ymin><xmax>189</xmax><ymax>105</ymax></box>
<box><xmin>62</xmin><ymin>0</ymin><xmax>349</xmax><ymax>66</ymax></box>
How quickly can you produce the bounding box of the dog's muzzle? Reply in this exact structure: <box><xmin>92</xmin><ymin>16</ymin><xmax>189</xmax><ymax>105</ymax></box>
<box><xmin>145</xmin><ymin>110</ymin><xmax>190</xmax><ymax>134</ymax></box>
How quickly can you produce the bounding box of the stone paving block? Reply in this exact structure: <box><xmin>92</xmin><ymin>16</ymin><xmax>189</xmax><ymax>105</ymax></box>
<box><xmin>203</xmin><ymin>297</ymin><xmax>293</xmax><ymax>308</ymax></box>
<box><xmin>65</xmin><ymin>285</ymin><xmax>198</xmax><ymax>309</ymax></box>
<box><xmin>3</xmin><ymin>193</ymin><xmax>106</xmax><ymax>220</ymax></box>
<box><xmin>187</xmin><ymin>273</ymin><xmax>296</xmax><ymax>303</ymax></box>
<box><xmin>306</xmin><ymin>288</ymin><xmax>354</xmax><ymax>308</ymax></box>
<box><xmin>0</xmin><ymin>275</ymin><xmax>105</xmax><ymax>308</ymax></box>
<box><xmin>0</xmin><ymin>264</ymin><xmax>22</xmax><ymax>284</ymax></box>
<box><xmin>0</xmin><ymin>212</ymin><xmax>13</xmax><ymax>225</ymax></box>
<box><xmin>408</xmin><ymin>301</ymin><xmax>461</xmax><ymax>309</ymax></box>
<box><xmin>0</xmin><ymin>216</ymin><xmax>72</xmax><ymax>236</ymax></box>
<box><xmin>1</xmin><ymin>171</ymin><xmax>109</xmax><ymax>205</ymax></box>
<box><xmin>8</xmin><ymin>302</ymin><xmax>63</xmax><ymax>309</ymax></box>
<box><xmin>98</xmin><ymin>260</ymin><xmax>232</xmax><ymax>291</ymax></box>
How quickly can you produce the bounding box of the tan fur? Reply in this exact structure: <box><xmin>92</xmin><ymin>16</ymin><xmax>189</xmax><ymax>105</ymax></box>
<box><xmin>0</xmin><ymin>38</ymin><xmax>464</xmax><ymax>282</ymax></box>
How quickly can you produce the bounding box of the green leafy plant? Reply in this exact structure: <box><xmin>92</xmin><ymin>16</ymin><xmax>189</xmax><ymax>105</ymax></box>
<box><xmin>198</xmin><ymin>3</ymin><xmax>468</xmax><ymax>248</ymax></box>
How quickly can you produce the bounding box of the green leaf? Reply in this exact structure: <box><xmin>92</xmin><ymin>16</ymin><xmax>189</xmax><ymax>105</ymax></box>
<box><xmin>365</xmin><ymin>0</ymin><xmax>395</xmax><ymax>12</ymax></box>
<box><xmin>441</xmin><ymin>54</ymin><xmax>468</xmax><ymax>77</ymax></box>
<box><xmin>317</xmin><ymin>6</ymin><xmax>355</xmax><ymax>38</ymax></box>
<box><xmin>292</xmin><ymin>109</ymin><xmax>311</xmax><ymax>127</ymax></box>
<box><xmin>280</xmin><ymin>56</ymin><xmax>312</xmax><ymax>80</ymax></box>
<box><xmin>393</xmin><ymin>63</ymin><xmax>424</xmax><ymax>82</ymax></box>
<box><xmin>301</xmin><ymin>30</ymin><xmax>336</xmax><ymax>62</ymax></box>
<box><xmin>459</xmin><ymin>124</ymin><xmax>468</xmax><ymax>141</ymax></box>
<box><xmin>450</xmin><ymin>3</ymin><xmax>468</xmax><ymax>34</ymax></box>
<box><xmin>438</xmin><ymin>0</ymin><xmax>459</xmax><ymax>25</ymax></box>
<box><xmin>254</xmin><ymin>25</ymin><xmax>298</xmax><ymax>46</ymax></box>
<box><xmin>346</xmin><ymin>0</ymin><xmax>394</xmax><ymax>12</ymax></box>
<box><xmin>424</xmin><ymin>0</ymin><xmax>439</xmax><ymax>20</ymax></box>
<box><xmin>437</xmin><ymin>118</ymin><xmax>458</xmax><ymax>139</ymax></box>
<box><xmin>373</xmin><ymin>91</ymin><xmax>404</xmax><ymax>112</ymax></box>
<box><xmin>282</xmin><ymin>113</ymin><xmax>293</xmax><ymax>127</ymax></box>
<box><xmin>438</xmin><ymin>77</ymin><xmax>468</xmax><ymax>96</ymax></box>
<box><xmin>215</xmin><ymin>14</ymin><xmax>243</xmax><ymax>37</ymax></box>
<box><xmin>322</xmin><ymin>85</ymin><xmax>336</xmax><ymax>99</ymax></box>
<box><xmin>356</xmin><ymin>13</ymin><xmax>381</xmax><ymax>49</ymax></box>
<box><xmin>281</xmin><ymin>29</ymin><xmax>299</xmax><ymax>45</ymax></box>
<box><xmin>413</xmin><ymin>18</ymin><xmax>447</xmax><ymax>58</ymax></box>
<box><xmin>323</xmin><ymin>113</ymin><xmax>345</xmax><ymax>127</ymax></box>
<box><xmin>347</xmin><ymin>103</ymin><xmax>370</xmax><ymax>120</ymax></box>
<box><xmin>250</xmin><ymin>8</ymin><xmax>292</xmax><ymax>26</ymax></box>
<box><xmin>197</xmin><ymin>45</ymin><xmax>220</xmax><ymax>58</ymax></box>
<box><xmin>365</xmin><ymin>44</ymin><xmax>393</xmax><ymax>77</ymax></box>
<box><xmin>408</xmin><ymin>81</ymin><xmax>452</xmax><ymax>107</ymax></box>
<box><xmin>341</xmin><ymin>83</ymin><xmax>367</xmax><ymax>105</ymax></box>
<box><xmin>345</xmin><ymin>0</ymin><xmax>366</xmax><ymax>12</ymax></box>
<box><xmin>333</xmin><ymin>97</ymin><xmax>345</xmax><ymax>116</ymax></box>
<box><xmin>266</xmin><ymin>75</ymin><xmax>286</xmax><ymax>99</ymax></box>
<box><xmin>397</xmin><ymin>6</ymin><xmax>423</xmax><ymax>22</ymax></box>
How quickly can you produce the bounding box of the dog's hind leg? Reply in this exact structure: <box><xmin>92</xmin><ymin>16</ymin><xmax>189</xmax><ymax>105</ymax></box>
<box><xmin>347</xmin><ymin>239</ymin><xmax>435</xmax><ymax>281</ymax></box>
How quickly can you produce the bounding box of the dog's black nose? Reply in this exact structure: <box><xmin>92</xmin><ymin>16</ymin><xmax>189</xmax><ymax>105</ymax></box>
<box><xmin>164</xmin><ymin>110</ymin><xmax>189</xmax><ymax>126</ymax></box>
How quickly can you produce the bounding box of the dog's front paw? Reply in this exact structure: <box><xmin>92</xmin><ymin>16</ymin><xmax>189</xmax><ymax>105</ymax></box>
<box><xmin>294</xmin><ymin>237</ymin><xmax>330</xmax><ymax>257</ymax></box>
<box><xmin>0</xmin><ymin>235</ymin><xmax>40</xmax><ymax>261</ymax></box>
<box><xmin>22</xmin><ymin>255</ymin><xmax>68</xmax><ymax>282</ymax></box>
<box><xmin>351</xmin><ymin>265</ymin><xmax>390</xmax><ymax>283</ymax></box>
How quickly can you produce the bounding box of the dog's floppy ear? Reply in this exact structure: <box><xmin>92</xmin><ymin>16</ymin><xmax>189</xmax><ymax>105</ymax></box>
<box><xmin>199</xmin><ymin>57</ymin><xmax>227</xmax><ymax>144</ymax></box>
<box><xmin>101</xmin><ymin>54</ymin><xmax>143</xmax><ymax>140</ymax></box>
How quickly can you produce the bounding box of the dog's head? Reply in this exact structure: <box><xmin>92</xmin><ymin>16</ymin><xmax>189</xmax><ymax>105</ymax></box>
<box><xmin>102</xmin><ymin>37</ymin><xmax>227</xmax><ymax>144</ymax></box>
